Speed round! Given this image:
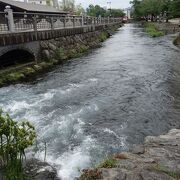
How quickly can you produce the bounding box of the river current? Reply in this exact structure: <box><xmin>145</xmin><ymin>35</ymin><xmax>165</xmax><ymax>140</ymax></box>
<box><xmin>0</xmin><ymin>24</ymin><xmax>180</xmax><ymax>179</ymax></box>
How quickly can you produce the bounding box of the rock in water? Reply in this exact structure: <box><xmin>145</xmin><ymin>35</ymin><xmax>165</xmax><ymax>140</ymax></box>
<box><xmin>24</xmin><ymin>159</ymin><xmax>60</xmax><ymax>180</ymax></box>
<box><xmin>78</xmin><ymin>129</ymin><xmax>180</xmax><ymax>180</ymax></box>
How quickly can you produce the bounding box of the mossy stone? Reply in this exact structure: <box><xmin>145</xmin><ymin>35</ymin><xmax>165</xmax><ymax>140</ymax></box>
<box><xmin>6</xmin><ymin>72</ymin><xmax>25</xmax><ymax>82</ymax></box>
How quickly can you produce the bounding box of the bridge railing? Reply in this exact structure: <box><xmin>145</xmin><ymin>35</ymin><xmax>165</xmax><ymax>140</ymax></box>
<box><xmin>0</xmin><ymin>7</ymin><xmax>122</xmax><ymax>33</ymax></box>
<box><xmin>0</xmin><ymin>12</ymin><xmax>8</xmax><ymax>32</ymax></box>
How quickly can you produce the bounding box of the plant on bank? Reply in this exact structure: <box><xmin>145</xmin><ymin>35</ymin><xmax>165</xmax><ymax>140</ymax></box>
<box><xmin>0</xmin><ymin>109</ymin><xmax>36</xmax><ymax>179</ymax></box>
<box><xmin>144</xmin><ymin>23</ymin><xmax>164</xmax><ymax>37</ymax></box>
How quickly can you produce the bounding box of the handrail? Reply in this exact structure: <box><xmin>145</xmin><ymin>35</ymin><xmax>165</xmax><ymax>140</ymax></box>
<box><xmin>0</xmin><ymin>10</ymin><xmax>122</xmax><ymax>33</ymax></box>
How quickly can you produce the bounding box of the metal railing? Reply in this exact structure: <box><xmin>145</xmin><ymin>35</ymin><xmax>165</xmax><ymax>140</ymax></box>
<box><xmin>0</xmin><ymin>9</ymin><xmax>122</xmax><ymax>33</ymax></box>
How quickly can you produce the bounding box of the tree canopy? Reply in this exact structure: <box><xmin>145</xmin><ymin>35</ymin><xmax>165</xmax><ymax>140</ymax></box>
<box><xmin>131</xmin><ymin>0</ymin><xmax>180</xmax><ymax>21</ymax></box>
<box><xmin>86</xmin><ymin>4</ymin><xmax>125</xmax><ymax>17</ymax></box>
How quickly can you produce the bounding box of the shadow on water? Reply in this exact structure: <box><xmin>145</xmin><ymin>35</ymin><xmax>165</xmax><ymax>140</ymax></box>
<box><xmin>0</xmin><ymin>24</ymin><xmax>180</xmax><ymax>179</ymax></box>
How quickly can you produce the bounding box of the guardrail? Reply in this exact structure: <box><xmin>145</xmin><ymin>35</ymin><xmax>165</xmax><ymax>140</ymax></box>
<box><xmin>0</xmin><ymin>7</ymin><xmax>122</xmax><ymax>33</ymax></box>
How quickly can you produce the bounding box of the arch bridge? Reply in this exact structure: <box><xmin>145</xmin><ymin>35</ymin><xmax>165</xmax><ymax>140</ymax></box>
<box><xmin>0</xmin><ymin>9</ymin><xmax>122</xmax><ymax>68</ymax></box>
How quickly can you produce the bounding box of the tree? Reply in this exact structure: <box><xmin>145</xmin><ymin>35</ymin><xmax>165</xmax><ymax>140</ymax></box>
<box><xmin>61</xmin><ymin>0</ymin><xmax>75</xmax><ymax>13</ymax></box>
<box><xmin>75</xmin><ymin>3</ymin><xmax>85</xmax><ymax>16</ymax></box>
<box><xmin>86</xmin><ymin>4</ymin><xmax>124</xmax><ymax>17</ymax></box>
<box><xmin>86</xmin><ymin>4</ymin><xmax>107</xmax><ymax>17</ymax></box>
<box><xmin>131</xmin><ymin>0</ymin><xmax>180</xmax><ymax>21</ymax></box>
<box><xmin>46</xmin><ymin>0</ymin><xmax>52</xmax><ymax>6</ymax></box>
<box><xmin>170</xmin><ymin>0</ymin><xmax>180</xmax><ymax>18</ymax></box>
<box><xmin>106</xmin><ymin>9</ymin><xmax>125</xmax><ymax>17</ymax></box>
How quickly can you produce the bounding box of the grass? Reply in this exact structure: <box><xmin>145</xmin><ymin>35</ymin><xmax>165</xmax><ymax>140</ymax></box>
<box><xmin>97</xmin><ymin>157</ymin><xmax>117</xmax><ymax>168</ymax></box>
<box><xmin>144</xmin><ymin>23</ymin><xmax>165</xmax><ymax>37</ymax></box>
<box><xmin>78</xmin><ymin>157</ymin><xmax>118</xmax><ymax>179</ymax></box>
<box><xmin>99</xmin><ymin>32</ymin><xmax>109</xmax><ymax>42</ymax></box>
<box><xmin>151</xmin><ymin>165</ymin><xmax>180</xmax><ymax>179</ymax></box>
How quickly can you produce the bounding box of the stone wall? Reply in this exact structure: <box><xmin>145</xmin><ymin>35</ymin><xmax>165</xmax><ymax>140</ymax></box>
<box><xmin>0</xmin><ymin>24</ymin><xmax>121</xmax><ymax>87</ymax></box>
<box><xmin>154</xmin><ymin>22</ymin><xmax>180</xmax><ymax>34</ymax></box>
<box><xmin>40</xmin><ymin>30</ymin><xmax>109</xmax><ymax>62</ymax></box>
<box><xmin>78</xmin><ymin>129</ymin><xmax>180</xmax><ymax>180</ymax></box>
<box><xmin>173</xmin><ymin>34</ymin><xmax>180</xmax><ymax>48</ymax></box>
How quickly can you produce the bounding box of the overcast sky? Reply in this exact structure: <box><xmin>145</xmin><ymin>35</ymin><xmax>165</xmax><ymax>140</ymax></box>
<box><xmin>75</xmin><ymin>0</ymin><xmax>131</xmax><ymax>9</ymax></box>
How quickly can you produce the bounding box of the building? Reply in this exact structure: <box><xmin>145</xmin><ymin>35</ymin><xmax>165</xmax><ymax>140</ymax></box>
<box><xmin>123</xmin><ymin>7</ymin><xmax>132</xmax><ymax>19</ymax></box>
<box><xmin>28</xmin><ymin>0</ymin><xmax>47</xmax><ymax>5</ymax></box>
<box><xmin>0</xmin><ymin>0</ymin><xmax>67</xmax><ymax>14</ymax></box>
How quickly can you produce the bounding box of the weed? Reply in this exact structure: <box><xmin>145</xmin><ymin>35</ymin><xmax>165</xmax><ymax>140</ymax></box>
<box><xmin>97</xmin><ymin>157</ymin><xmax>117</xmax><ymax>168</ymax></box>
<box><xmin>0</xmin><ymin>109</ymin><xmax>36</xmax><ymax>179</ymax></box>
<box><xmin>100</xmin><ymin>32</ymin><xmax>109</xmax><ymax>42</ymax></box>
<box><xmin>144</xmin><ymin>23</ymin><xmax>164</xmax><ymax>37</ymax></box>
<box><xmin>151</xmin><ymin>164</ymin><xmax>180</xmax><ymax>179</ymax></box>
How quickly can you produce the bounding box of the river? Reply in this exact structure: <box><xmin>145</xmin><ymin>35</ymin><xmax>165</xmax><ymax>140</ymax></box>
<box><xmin>0</xmin><ymin>24</ymin><xmax>180</xmax><ymax>179</ymax></box>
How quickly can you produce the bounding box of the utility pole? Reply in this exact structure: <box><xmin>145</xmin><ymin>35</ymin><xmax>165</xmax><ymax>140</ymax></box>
<box><xmin>107</xmin><ymin>1</ymin><xmax>112</xmax><ymax>17</ymax></box>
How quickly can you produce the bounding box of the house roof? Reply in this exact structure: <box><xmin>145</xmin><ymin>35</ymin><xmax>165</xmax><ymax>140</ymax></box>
<box><xmin>0</xmin><ymin>0</ymin><xmax>68</xmax><ymax>14</ymax></box>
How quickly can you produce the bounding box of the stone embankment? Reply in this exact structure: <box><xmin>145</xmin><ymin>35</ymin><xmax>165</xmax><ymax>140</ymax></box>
<box><xmin>78</xmin><ymin>129</ymin><xmax>180</xmax><ymax>180</ymax></box>
<box><xmin>173</xmin><ymin>35</ymin><xmax>180</xmax><ymax>48</ymax></box>
<box><xmin>154</xmin><ymin>22</ymin><xmax>180</xmax><ymax>34</ymax></box>
<box><xmin>153</xmin><ymin>22</ymin><xmax>180</xmax><ymax>49</ymax></box>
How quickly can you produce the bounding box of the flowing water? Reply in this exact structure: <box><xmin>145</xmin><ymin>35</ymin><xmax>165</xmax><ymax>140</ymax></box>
<box><xmin>0</xmin><ymin>24</ymin><xmax>180</xmax><ymax>179</ymax></box>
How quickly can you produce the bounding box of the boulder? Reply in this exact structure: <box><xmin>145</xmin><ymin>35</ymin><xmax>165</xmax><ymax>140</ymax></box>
<box><xmin>24</xmin><ymin>159</ymin><xmax>60</xmax><ymax>180</ymax></box>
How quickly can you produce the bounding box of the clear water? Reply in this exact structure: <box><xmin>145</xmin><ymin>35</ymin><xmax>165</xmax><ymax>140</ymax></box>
<box><xmin>0</xmin><ymin>24</ymin><xmax>180</xmax><ymax>179</ymax></box>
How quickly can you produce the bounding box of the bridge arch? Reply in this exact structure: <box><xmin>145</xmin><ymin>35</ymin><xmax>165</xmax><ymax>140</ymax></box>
<box><xmin>0</xmin><ymin>48</ymin><xmax>36</xmax><ymax>68</ymax></box>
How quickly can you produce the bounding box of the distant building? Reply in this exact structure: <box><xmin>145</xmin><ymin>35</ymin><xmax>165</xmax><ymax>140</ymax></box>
<box><xmin>28</xmin><ymin>0</ymin><xmax>47</xmax><ymax>5</ymax></box>
<box><xmin>123</xmin><ymin>8</ymin><xmax>132</xmax><ymax>19</ymax></box>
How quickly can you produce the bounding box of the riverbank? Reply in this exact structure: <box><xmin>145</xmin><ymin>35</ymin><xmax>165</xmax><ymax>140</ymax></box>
<box><xmin>0</xmin><ymin>24</ymin><xmax>122</xmax><ymax>88</ymax></box>
<box><xmin>173</xmin><ymin>34</ymin><xmax>180</xmax><ymax>48</ymax></box>
<box><xmin>144</xmin><ymin>23</ymin><xmax>165</xmax><ymax>37</ymax></box>
<box><xmin>153</xmin><ymin>22</ymin><xmax>180</xmax><ymax>34</ymax></box>
<box><xmin>78</xmin><ymin>129</ymin><xmax>180</xmax><ymax>180</ymax></box>
<box><xmin>143</xmin><ymin>22</ymin><xmax>180</xmax><ymax>49</ymax></box>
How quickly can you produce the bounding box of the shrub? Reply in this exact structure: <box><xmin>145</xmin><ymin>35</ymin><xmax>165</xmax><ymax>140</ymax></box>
<box><xmin>144</xmin><ymin>23</ymin><xmax>164</xmax><ymax>37</ymax></box>
<box><xmin>6</xmin><ymin>72</ymin><xmax>25</xmax><ymax>82</ymax></box>
<box><xmin>99</xmin><ymin>32</ymin><xmax>109</xmax><ymax>42</ymax></box>
<box><xmin>97</xmin><ymin>157</ymin><xmax>117</xmax><ymax>168</ymax></box>
<box><xmin>0</xmin><ymin>109</ymin><xmax>36</xmax><ymax>179</ymax></box>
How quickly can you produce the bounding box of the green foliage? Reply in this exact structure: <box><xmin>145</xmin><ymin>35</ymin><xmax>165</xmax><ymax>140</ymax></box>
<box><xmin>145</xmin><ymin>23</ymin><xmax>164</xmax><ymax>37</ymax></box>
<box><xmin>130</xmin><ymin>0</ymin><xmax>180</xmax><ymax>21</ymax></box>
<box><xmin>97</xmin><ymin>157</ymin><xmax>117</xmax><ymax>168</ymax></box>
<box><xmin>0</xmin><ymin>109</ymin><xmax>36</xmax><ymax>179</ymax></box>
<box><xmin>151</xmin><ymin>165</ymin><xmax>180</xmax><ymax>179</ymax></box>
<box><xmin>61</xmin><ymin>0</ymin><xmax>75</xmax><ymax>12</ymax></box>
<box><xmin>110</xmin><ymin>9</ymin><xmax>125</xmax><ymax>18</ymax></box>
<box><xmin>86</xmin><ymin>4</ymin><xmax>124</xmax><ymax>17</ymax></box>
<box><xmin>6</xmin><ymin>72</ymin><xmax>25</xmax><ymax>82</ymax></box>
<box><xmin>75</xmin><ymin>4</ymin><xmax>85</xmax><ymax>16</ymax></box>
<box><xmin>54</xmin><ymin>48</ymin><xmax>66</xmax><ymax>60</ymax></box>
<box><xmin>46</xmin><ymin>0</ymin><xmax>52</xmax><ymax>6</ymax></box>
<box><xmin>170</xmin><ymin>0</ymin><xmax>180</xmax><ymax>18</ymax></box>
<box><xmin>22</xmin><ymin>67</ymin><xmax>36</xmax><ymax>76</ymax></box>
<box><xmin>100</xmin><ymin>32</ymin><xmax>109</xmax><ymax>42</ymax></box>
